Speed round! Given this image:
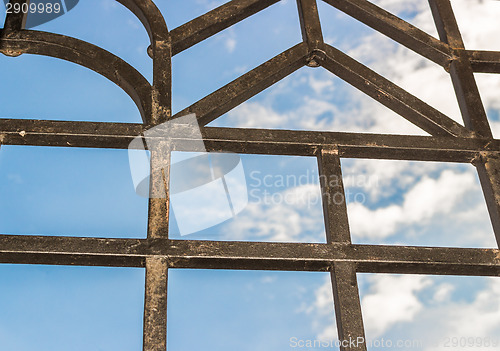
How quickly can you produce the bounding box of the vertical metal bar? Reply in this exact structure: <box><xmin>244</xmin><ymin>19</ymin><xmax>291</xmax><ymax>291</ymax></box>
<box><xmin>428</xmin><ymin>0</ymin><xmax>492</xmax><ymax>137</ymax></box>
<box><xmin>318</xmin><ymin>147</ymin><xmax>366</xmax><ymax>350</ymax></box>
<box><xmin>3</xmin><ymin>0</ymin><xmax>28</xmax><ymax>32</ymax></box>
<box><xmin>317</xmin><ymin>147</ymin><xmax>351</xmax><ymax>243</ymax></box>
<box><xmin>296</xmin><ymin>0</ymin><xmax>323</xmax><ymax>50</ymax></box>
<box><xmin>476</xmin><ymin>153</ymin><xmax>500</xmax><ymax>248</ymax></box>
<box><xmin>143</xmin><ymin>257</ymin><xmax>168</xmax><ymax>351</ymax></box>
<box><xmin>331</xmin><ymin>262</ymin><xmax>367</xmax><ymax>351</ymax></box>
<box><xmin>151</xmin><ymin>31</ymin><xmax>172</xmax><ymax>125</ymax></box>
<box><xmin>144</xmin><ymin>141</ymin><xmax>171</xmax><ymax>349</ymax></box>
<box><xmin>147</xmin><ymin>140</ymin><xmax>171</xmax><ymax>239</ymax></box>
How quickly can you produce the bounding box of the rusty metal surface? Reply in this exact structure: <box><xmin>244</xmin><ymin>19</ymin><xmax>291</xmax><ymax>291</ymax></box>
<box><xmin>2</xmin><ymin>0</ymin><xmax>500</xmax><ymax>350</ymax></box>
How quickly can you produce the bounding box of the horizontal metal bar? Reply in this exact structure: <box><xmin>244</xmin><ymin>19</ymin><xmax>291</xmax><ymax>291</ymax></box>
<box><xmin>171</xmin><ymin>0</ymin><xmax>279</xmax><ymax>55</ymax></box>
<box><xmin>469</xmin><ymin>50</ymin><xmax>500</xmax><ymax>74</ymax></box>
<box><xmin>321</xmin><ymin>0</ymin><xmax>452</xmax><ymax>67</ymax></box>
<box><xmin>0</xmin><ymin>118</ymin><xmax>497</xmax><ymax>161</ymax></box>
<box><xmin>0</xmin><ymin>235</ymin><xmax>499</xmax><ymax>276</ymax></box>
<box><xmin>321</xmin><ymin>44</ymin><xmax>473</xmax><ymax>138</ymax></box>
<box><xmin>173</xmin><ymin>43</ymin><xmax>309</xmax><ymax>126</ymax></box>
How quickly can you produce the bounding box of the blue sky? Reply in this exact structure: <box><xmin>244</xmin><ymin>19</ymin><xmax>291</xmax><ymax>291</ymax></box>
<box><xmin>1</xmin><ymin>0</ymin><xmax>500</xmax><ymax>350</ymax></box>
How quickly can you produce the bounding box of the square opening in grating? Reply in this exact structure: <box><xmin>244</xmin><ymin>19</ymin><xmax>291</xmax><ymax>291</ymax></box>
<box><xmin>167</xmin><ymin>269</ymin><xmax>335</xmax><ymax>351</ymax></box>
<box><xmin>357</xmin><ymin>273</ymin><xmax>500</xmax><ymax>350</ymax></box>
<box><xmin>340</xmin><ymin>158</ymin><xmax>496</xmax><ymax>248</ymax></box>
<box><xmin>0</xmin><ymin>145</ymin><xmax>148</xmax><ymax>238</ymax></box>
<box><xmin>168</xmin><ymin>152</ymin><xmax>326</xmax><ymax>243</ymax></box>
<box><xmin>0</xmin><ymin>264</ymin><xmax>145</xmax><ymax>351</ymax></box>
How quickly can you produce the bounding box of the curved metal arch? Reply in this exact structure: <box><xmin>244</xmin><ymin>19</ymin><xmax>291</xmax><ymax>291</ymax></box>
<box><xmin>0</xmin><ymin>30</ymin><xmax>152</xmax><ymax>123</ymax></box>
<box><xmin>117</xmin><ymin>0</ymin><xmax>169</xmax><ymax>43</ymax></box>
<box><xmin>114</xmin><ymin>0</ymin><xmax>171</xmax><ymax>125</ymax></box>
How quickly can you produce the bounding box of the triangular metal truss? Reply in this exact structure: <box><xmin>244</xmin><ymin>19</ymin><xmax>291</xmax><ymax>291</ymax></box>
<box><xmin>1</xmin><ymin>0</ymin><xmax>500</xmax><ymax>350</ymax></box>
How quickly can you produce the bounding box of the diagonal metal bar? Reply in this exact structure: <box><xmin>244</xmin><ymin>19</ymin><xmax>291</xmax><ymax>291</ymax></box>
<box><xmin>427</xmin><ymin>0</ymin><xmax>463</xmax><ymax>49</ymax></box>
<box><xmin>173</xmin><ymin>43</ymin><xmax>309</xmax><ymax>126</ymax></box>
<box><xmin>321</xmin><ymin>0</ymin><xmax>452</xmax><ymax>67</ymax></box>
<box><xmin>476</xmin><ymin>152</ymin><xmax>500</xmax><ymax>248</ymax></box>
<box><xmin>320</xmin><ymin>44</ymin><xmax>473</xmax><ymax>138</ymax></box>
<box><xmin>428</xmin><ymin>0</ymin><xmax>492</xmax><ymax>138</ymax></box>
<box><xmin>296</xmin><ymin>0</ymin><xmax>323</xmax><ymax>52</ymax></box>
<box><xmin>2</xmin><ymin>0</ymin><xmax>500</xmax><ymax>347</ymax></box>
<box><xmin>171</xmin><ymin>0</ymin><xmax>279</xmax><ymax>55</ymax></box>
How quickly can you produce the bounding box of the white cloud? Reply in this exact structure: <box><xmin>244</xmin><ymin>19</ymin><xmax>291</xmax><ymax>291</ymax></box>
<box><xmin>361</xmin><ymin>275</ymin><xmax>431</xmax><ymax>338</ymax></box>
<box><xmin>223</xmin><ymin>68</ymin><xmax>426</xmax><ymax>135</ymax></box>
<box><xmin>348</xmin><ymin>169</ymin><xmax>477</xmax><ymax>239</ymax></box>
<box><xmin>402</xmin><ymin>277</ymin><xmax>500</xmax><ymax>351</ymax></box>
<box><xmin>225</xmin><ymin>37</ymin><xmax>237</xmax><ymax>53</ymax></box>
<box><xmin>438</xmin><ymin>279</ymin><xmax>500</xmax><ymax>344</ymax></box>
<box><xmin>205</xmin><ymin>0</ymin><xmax>499</xmax><ymax>343</ymax></box>
<box><xmin>310</xmin><ymin>275</ymin><xmax>500</xmax><ymax>346</ymax></box>
<box><xmin>221</xmin><ymin>183</ymin><xmax>325</xmax><ymax>242</ymax></box>
<box><xmin>432</xmin><ymin>283</ymin><xmax>454</xmax><ymax>303</ymax></box>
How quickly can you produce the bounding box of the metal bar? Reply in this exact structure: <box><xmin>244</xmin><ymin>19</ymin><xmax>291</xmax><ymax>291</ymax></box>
<box><xmin>1</xmin><ymin>0</ymin><xmax>500</xmax><ymax>347</ymax></box>
<box><xmin>0</xmin><ymin>30</ymin><xmax>152</xmax><ymax>123</ymax></box>
<box><xmin>321</xmin><ymin>0</ymin><xmax>452</xmax><ymax>67</ymax></box>
<box><xmin>448</xmin><ymin>54</ymin><xmax>491</xmax><ymax>137</ymax></box>
<box><xmin>115</xmin><ymin>0</ymin><xmax>171</xmax><ymax>125</ymax></box>
<box><xmin>427</xmin><ymin>0</ymin><xmax>463</xmax><ymax>49</ymax></box>
<box><xmin>317</xmin><ymin>147</ymin><xmax>366</xmax><ymax>349</ymax></box>
<box><xmin>2</xmin><ymin>0</ymin><xmax>28</xmax><ymax>32</ymax></box>
<box><xmin>469</xmin><ymin>50</ymin><xmax>500</xmax><ymax>74</ymax></box>
<box><xmin>147</xmin><ymin>142</ymin><xmax>171</xmax><ymax>238</ymax></box>
<box><xmin>476</xmin><ymin>153</ymin><xmax>500</xmax><ymax>248</ymax></box>
<box><xmin>331</xmin><ymin>262</ymin><xmax>366</xmax><ymax>351</ymax></box>
<box><xmin>1</xmin><ymin>119</ymin><xmax>497</xmax><ymax>161</ymax></box>
<box><xmin>428</xmin><ymin>0</ymin><xmax>492</xmax><ymax>138</ymax></box>
<box><xmin>173</xmin><ymin>43</ymin><xmax>308</xmax><ymax>126</ymax></box>
<box><xmin>143</xmin><ymin>257</ymin><xmax>168</xmax><ymax>351</ymax></box>
<box><xmin>1</xmin><ymin>235</ymin><xmax>499</xmax><ymax>275</ymax></box>
<box><xmin>317</xmin><ymin>148</ymin><xmax>351</xmax><ymax>243</ymax></box>
<box><xmin>116</xmin><ymin>0</ymin><xmax>169</xmax><ymax>43</ymax></box>
<box><xmin>0</xmin><ymin>235</ymin><xmax>147</xmax><ymax>267</ymax></box>
<box><xmin>320</xmin><ymin>44</ymin><xmax>472</xmax><ymax>138</ymax></box>
<box><xmin>296</xmin><ymin>0</ymin><xmax>323</xmax><ymax>52</ymax></box>
<box><xmin>171</xmin><ymin>0</ymin><xmax>279</xmax><ymax>55</ymax></box>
